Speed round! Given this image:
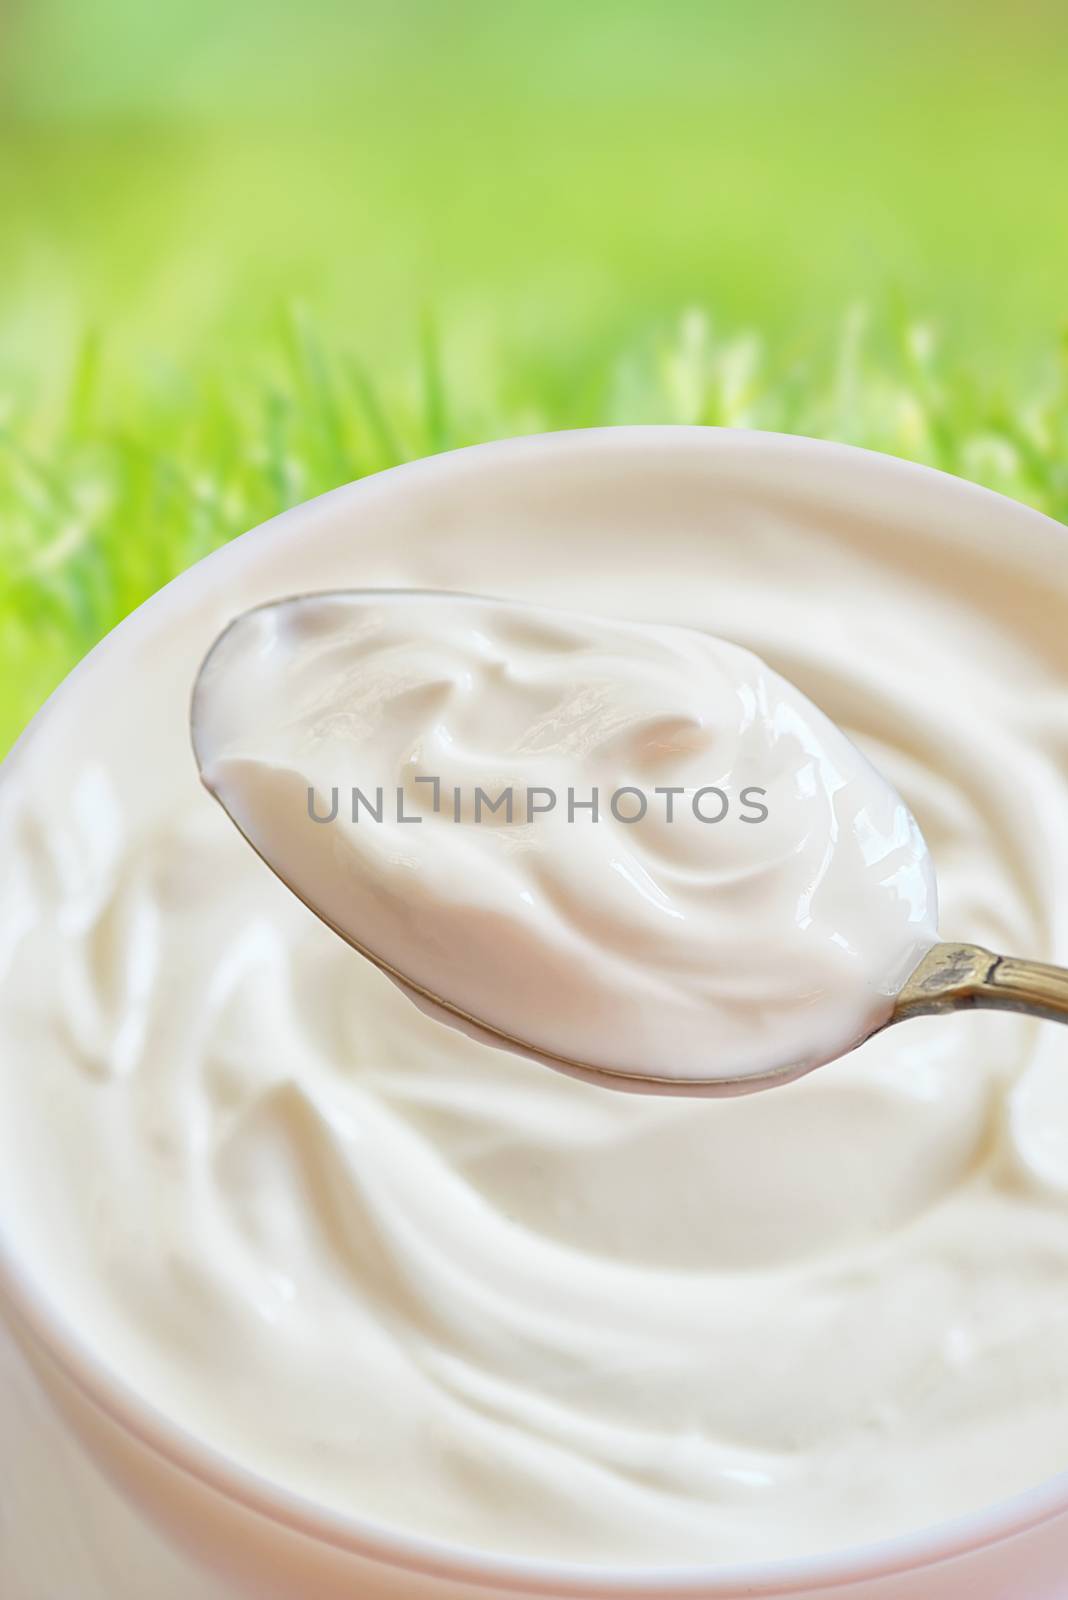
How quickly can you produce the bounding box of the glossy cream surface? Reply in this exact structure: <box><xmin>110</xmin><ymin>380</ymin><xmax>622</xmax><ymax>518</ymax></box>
<box><xmin>192</xmin><ymin>591</ymin><xmax>937</xmax><ymax>1087</ymax></box>
<box><xmin>2</xmin><ymin>433</ymin><xmax>1068</xmax><ymax>1576</ymax></box>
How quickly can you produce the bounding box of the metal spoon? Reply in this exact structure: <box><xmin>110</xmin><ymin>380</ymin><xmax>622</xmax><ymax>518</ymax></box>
<box><xmin>191</xmin><ymin>599</ymin><xmax>1068</xmax><ymax>1098</ymax></box>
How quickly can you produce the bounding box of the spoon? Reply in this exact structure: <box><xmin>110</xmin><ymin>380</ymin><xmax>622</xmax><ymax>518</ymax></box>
<box><xmin>191</xmin><ymin>589</ymin><xmax>1068</xmax><ymax>1097</ymax></box>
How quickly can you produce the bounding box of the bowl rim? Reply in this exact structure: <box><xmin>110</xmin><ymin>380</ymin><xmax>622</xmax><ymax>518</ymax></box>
<box><xmin>2</xmin><ymin>423</ymin><xmax>1068</xmax><ymax>1597</ymax></box>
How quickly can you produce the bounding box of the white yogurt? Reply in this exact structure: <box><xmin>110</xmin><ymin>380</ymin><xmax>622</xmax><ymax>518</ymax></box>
<box><xmin>2</xmin><ymin>432</ymin><xmax>1068</xmax><ymax>1581</ymax></box>
<box><xmin>192</xmin><ymin>591</ymin><xmax>938</xmax><ymax>1087</ymax></box>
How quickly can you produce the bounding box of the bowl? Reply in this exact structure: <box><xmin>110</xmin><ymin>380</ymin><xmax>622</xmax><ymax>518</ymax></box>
<box><xmin>2</xmin><ymin>427</ymin><xmax>1067</xmax><ymax>1599</ymax></box>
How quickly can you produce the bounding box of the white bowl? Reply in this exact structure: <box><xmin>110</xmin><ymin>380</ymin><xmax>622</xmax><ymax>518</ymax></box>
<box><xmin>2</xmin><ymin>427</ymin><xmax>1067</xmax><ymax>1599</ymax></box>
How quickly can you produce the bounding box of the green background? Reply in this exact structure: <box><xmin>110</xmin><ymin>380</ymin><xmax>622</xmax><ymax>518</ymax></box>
<box><xmin>2</xmin><ymin>0</ymin><xmax>1066</xmax><ymax>751</ymax></box>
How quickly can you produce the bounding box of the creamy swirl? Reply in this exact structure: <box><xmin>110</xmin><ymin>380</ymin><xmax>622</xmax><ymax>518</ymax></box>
<box><xmin>192</xmin><ymin>591</ymin><xmax>937</xmax><ymax>1086</ymax></box>
<box><xmin>1</xmin><ymin>433</ymin><xmax>1068</xmax><ymax>1573</ymax></box>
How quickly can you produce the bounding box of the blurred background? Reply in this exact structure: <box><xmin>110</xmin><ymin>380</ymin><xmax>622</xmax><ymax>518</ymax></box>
<box><xmin>1</xmin><ymin>0</ymin><xmax>1066</xmax><ymax>749</ymax></box>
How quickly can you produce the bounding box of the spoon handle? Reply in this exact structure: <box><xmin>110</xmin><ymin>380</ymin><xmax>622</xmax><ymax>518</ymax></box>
<box><xmin>893</xmin><ymin>941</ymin><xmax>1068</xmax><ymax>1027</ymax></box>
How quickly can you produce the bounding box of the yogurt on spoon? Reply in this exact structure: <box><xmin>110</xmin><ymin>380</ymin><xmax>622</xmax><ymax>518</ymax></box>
<box><xmin>192</xmin><ymin>588</ymin><xmax>938</xmax><ymax>1091</ymax></box>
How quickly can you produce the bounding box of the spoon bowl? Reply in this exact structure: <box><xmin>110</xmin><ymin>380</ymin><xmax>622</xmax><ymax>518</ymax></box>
<box><xmin>191</xmin><ymin>587</ymin><xmax>1068</xmax><ymax>1096</ymax></box>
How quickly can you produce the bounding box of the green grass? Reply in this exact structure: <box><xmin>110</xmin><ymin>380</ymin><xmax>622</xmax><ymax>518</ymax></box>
<box><xmin>2</xmin><ymin>302</ymin><xmax>1066</xmax><ymax>755</ymax></box>
<box><xmin>3</xmin><ymin>3</ymin><xmax>1067</xmax><ymax>753</ymax></box>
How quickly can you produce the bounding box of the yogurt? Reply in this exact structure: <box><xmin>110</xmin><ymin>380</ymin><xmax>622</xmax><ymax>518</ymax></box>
<box><xmin>192</xmin><ymin>591</ymin><xmax>938</xmax><ymax>1087</ymax></box>
<box><xmin>2</xmin><ymin>431</ymin><xmax>1068</xmax><ymax>1583</ymax></box>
